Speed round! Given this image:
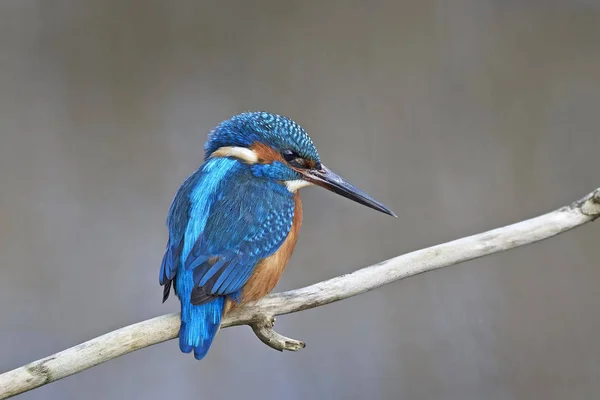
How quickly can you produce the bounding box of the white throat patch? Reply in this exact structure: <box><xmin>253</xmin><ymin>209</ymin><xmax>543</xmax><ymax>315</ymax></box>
<box><xmin>285</xmin><ymin>179</ymin><xmax>313</xmax><ymax>192</ymax></box>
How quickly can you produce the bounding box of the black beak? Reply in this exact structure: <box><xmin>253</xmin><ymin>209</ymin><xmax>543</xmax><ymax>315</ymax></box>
<box><xmin>300</xmin><ymin>165</ymin><xmax>397</xmax><ymax>217</ymax></box>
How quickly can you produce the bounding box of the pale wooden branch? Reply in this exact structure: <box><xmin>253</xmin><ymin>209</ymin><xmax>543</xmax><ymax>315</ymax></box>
<box><xmin>250</xmin><ymin>315</ymin><xmax>306</xmax><ymax>351</ymax></box>
<box><xmin>1</xmin><ymin>188</ymin><xmax>599</xmax><ymax>399</ymax></box>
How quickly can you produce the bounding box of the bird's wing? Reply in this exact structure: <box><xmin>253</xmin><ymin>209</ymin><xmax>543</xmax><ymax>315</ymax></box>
<box><xmin>159</xmin><ymin>157</ymin><xmax>295</xmax><ymax>305</ymax></box>
<box><xmin>187</xmin><ymin>167</ymin><xmax>295</xmax><ymax>305</ymax></box>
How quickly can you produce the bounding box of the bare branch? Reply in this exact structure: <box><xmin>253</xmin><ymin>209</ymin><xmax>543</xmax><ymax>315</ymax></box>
<box><xmin>1</xmin><ymin>188</ymin><xmax>599</xmax><ymax>399</ymax></box>
<box><xmin>250</xmin><ymin>316</ymin><xmax>306</xmax><ymax>352</ymax></box>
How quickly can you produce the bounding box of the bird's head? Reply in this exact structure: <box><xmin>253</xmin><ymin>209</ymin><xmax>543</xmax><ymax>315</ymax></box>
<box><xmin>205</xmin><ymin>112</ymin><xmax>396</xmax><ymax>217</ymax></box>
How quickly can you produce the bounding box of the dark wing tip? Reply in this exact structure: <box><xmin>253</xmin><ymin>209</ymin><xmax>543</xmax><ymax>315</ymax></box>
<box><xmin>190</xmin><ymin>286</ymin><xmax>219</xmax><ymax>306</ymax></box>
<box><xmin>162</xmin><ymin>280</ymin><xmax>172</xmax><ymax>303</ymax></box>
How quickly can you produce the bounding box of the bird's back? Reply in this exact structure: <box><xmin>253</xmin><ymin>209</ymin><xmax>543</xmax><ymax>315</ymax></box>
<box><xmin>160</xmin><ymin>156</ymin><xmax>300</xmax><ymax>359</ymax></box>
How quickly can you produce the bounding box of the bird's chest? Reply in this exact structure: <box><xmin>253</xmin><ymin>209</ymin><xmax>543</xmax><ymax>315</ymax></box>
<box><xmin>230</xmin><ymin>192</ymin><xmax>303</xmax><ymax>309</ymax></box>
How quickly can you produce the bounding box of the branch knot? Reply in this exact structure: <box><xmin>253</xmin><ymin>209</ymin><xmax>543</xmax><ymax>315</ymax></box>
<box><xmin>250</xmin><ymin>314</ymin><xmax>305</xmax><ymax>352</ymax></box>
<box><xmin>577</xmin><ymin>188</ymin><xmax>600</xmax><ymax>218</ymax></box>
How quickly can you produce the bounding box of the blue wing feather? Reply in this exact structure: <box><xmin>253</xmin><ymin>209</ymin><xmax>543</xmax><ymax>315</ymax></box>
<box><xmin>159</xmin><ymin>165</ymin><xmax>207</xmax><ymax>289</ymax></box>
<box><xmin>161</xmin><ymin>157</ymin><xmax>295</xmax><ymax>302</ymax></box>
<box><xmin>185</xmin><ymin>165</ymin><xmax>295</xmax><ymax>301</ymax></box>
<box><xmin>159</xmin><ymin>156</ymin><xmax>295</xmax><ymax>359</ymax></box>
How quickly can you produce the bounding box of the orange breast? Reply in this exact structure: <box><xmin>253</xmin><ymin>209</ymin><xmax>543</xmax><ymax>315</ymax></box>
<box><xmin>225</xmin><ymin>192</ymin><xmax>303</xmax><ymax>313</ymax></box>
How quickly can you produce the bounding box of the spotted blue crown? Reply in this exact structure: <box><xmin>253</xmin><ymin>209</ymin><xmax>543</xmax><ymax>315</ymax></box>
<box><xmin>204</xmin><ymin>112</ymin><xmax>321</xmax><ymax>164</ymax></box>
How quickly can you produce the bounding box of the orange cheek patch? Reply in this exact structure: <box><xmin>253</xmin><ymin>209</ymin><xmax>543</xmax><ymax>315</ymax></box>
<box><xmin>250</xmin><ymin>142</ymin><xmax>285</xmax><ymax>164</ymax></box>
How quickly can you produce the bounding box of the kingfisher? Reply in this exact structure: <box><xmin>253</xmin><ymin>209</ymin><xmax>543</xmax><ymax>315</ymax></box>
<box><xmin>160</xmin><ymin>112</ymin><xmax>396</xmax><ymax>360</ymax></box>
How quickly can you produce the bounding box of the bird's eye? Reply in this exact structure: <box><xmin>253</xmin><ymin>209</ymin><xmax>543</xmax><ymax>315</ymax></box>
<box><xmin>282</xmin><ymin>149</ymin><xmax>298</xmax><ymax>162</ymax></box>
<box><xmin>281</xmin><ymin>149</ymin><xmax>309</xmax><ymax>169</ymax></box>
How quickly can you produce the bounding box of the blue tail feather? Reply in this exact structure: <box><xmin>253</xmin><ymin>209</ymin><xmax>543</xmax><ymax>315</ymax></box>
<box><xmin>179</xmin><ymin>297</ymin><xmax>225</xmax><ymax>360</ymax></box>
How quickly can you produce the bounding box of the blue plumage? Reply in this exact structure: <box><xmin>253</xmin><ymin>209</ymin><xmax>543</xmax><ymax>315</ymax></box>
<box><xmin>161</xmin><ymin>155</ymin><xmax>295</xmax><ymax>360</ymax></box>
<box><xmin>160</xmin><ymin>111</ymin><xmax>395</xmax><ymax>360</ymax></box>
<box><xmin>205</xmin><ymin>112</ymin><xmax>321</xmax><ymax>164</ymax></box>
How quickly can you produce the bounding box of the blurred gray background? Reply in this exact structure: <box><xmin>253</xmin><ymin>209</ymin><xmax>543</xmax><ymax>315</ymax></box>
<box><xmin>1</xmin><ymin>1</ymin><xmax>599</xmax><ymax>399</ymax></box>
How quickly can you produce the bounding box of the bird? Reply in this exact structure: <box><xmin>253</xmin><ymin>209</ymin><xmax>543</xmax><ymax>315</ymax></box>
<box><xmin>159</xmin><ymin>111</ymin><xmax>396</xmax><ymax>360</ymax></box>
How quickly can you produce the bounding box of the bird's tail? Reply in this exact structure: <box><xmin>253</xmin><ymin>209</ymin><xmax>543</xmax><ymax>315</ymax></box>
<box><xmin>179</xmin><ymin>297</ymin><xmax>224</xmax><ymax>360</ymax></box>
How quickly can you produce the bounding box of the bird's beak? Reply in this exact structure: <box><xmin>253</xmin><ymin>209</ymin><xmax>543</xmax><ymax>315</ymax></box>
<box><xmin>300</xmin><ymin>165</ymin><xmax>397</xmax><ymax>217</ymax></box>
